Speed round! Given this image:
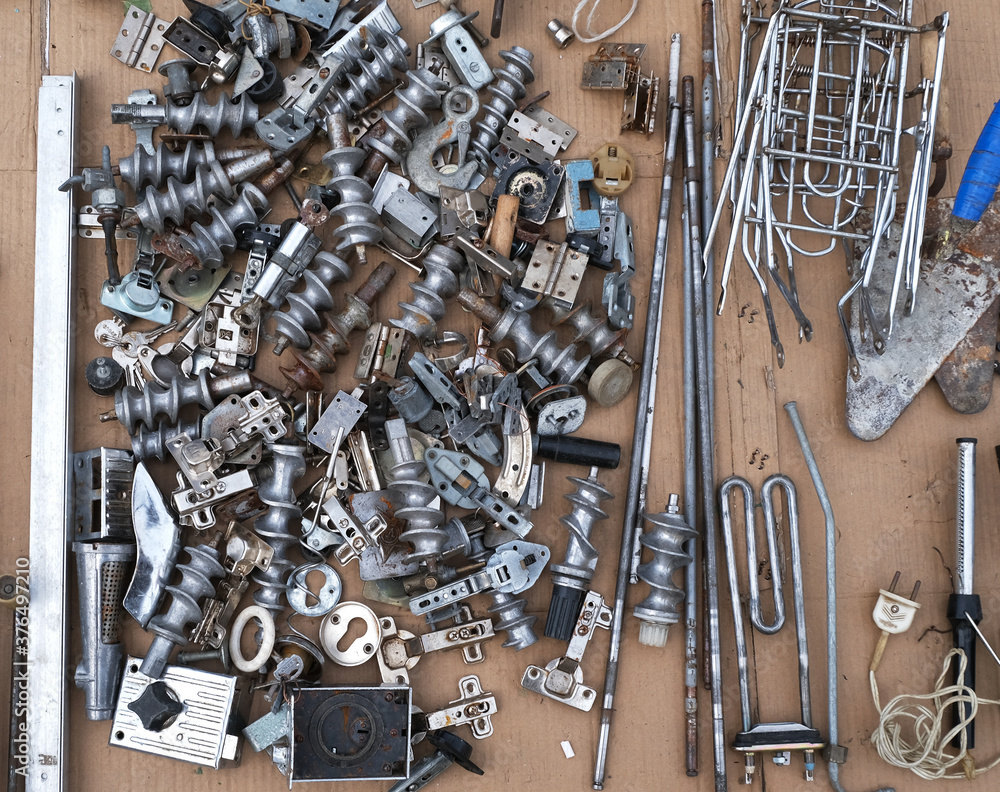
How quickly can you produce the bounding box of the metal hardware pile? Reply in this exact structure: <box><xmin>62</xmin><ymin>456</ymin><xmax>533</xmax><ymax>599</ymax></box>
<box><xmin>64</xmin><ymin>0</ymin><xmax>680</xmax><ymax>787</ymax></box>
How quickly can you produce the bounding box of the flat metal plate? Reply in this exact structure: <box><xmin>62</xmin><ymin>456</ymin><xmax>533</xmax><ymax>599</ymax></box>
<box><xmin>268</xmin><ymin>0</ymin><xmax>340</xmax><ymax>27</ymax></box>
<box><xmin>111</xmin><ymin>658</ymin><xmax>237</xmax><ymax>768</ymax></box>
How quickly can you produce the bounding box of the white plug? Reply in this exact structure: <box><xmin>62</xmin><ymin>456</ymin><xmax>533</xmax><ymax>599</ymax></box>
<box><xmin>870</xmin><ymin>571</ymin><xmax>921</xmax><ymax>672</ymax></box>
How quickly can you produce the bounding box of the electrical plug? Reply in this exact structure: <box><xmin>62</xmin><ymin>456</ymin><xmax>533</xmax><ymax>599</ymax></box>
<box><xmin>870</xmin><ymin>570</ymin><xmax>921</xmax><ymax>673</ymax></box>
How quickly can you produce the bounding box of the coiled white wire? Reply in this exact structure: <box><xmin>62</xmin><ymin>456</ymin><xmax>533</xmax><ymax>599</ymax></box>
<box><xmin>570</xmin><ymin>0</ymin><xmax>639</xmax><ymax>44</ymax></box>
<box><xmin>870</xmin><ymin>647</ymin><xmax>1000</xmax><ymax>780</ymax></box>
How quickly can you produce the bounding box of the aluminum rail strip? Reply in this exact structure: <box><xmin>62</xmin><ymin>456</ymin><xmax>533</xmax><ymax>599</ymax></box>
<box><xmin>26</xmin><ymin>73</ymin><xmax>78</xmax><ymax>792</ymax></box>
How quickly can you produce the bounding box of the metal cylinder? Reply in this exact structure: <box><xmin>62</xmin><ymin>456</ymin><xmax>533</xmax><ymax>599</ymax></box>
<box><xmin>117</xmin><ymin>141</ymin><xmax>214</xmax><ymax>192</ymax></box>
<box><xmin>470</xmin><ymin>47</ymin><xmax>535</xmax><ymax>168</ymax></box>
<box><xmin>387</xmin><ymin>418</ymin><xmax>447</xmax><ymax>566</ymax></box>
<box><xmin>324</xmin><ymin>31</ymin><xmax>411</xmax><ymax>119</ymax></box>
<box><xmin>272</xmin><ymin>251</ymin><xmax>353</xmax><ymax>353</ymax></box>
<box><xmin>322</xmin><ymin>113</ymin><xmax>382</xmax><ymax>264</ymax></box>
<box><xmin>165</xmin><ymin>91</ymin><xmax>259</xmax><ymax>137</ymax></box>
<box><xmin>73</xmin><ymin>540</ymin><xmax>136</xmax><ymax>719</ymax></box>
<box><xmin>360</xmin><ymin>68</ymin><xmax>447</xmax><ymax>166</ymax></box>
<box><xmin>180</xmin><ymin>183</ymin><xmax>269</xmax><ymax>270</ymax></box>
<box><xmin>546</xmin><ymin>468</ymin><xmax>613</xmax><ymax>641</ymax></box>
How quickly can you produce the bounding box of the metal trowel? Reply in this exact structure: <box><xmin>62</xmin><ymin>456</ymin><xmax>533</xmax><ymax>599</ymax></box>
<box><xmin>846</xmin><ymin>98</ymin><xmax>1000</xmax><ymax>440</ymax></box>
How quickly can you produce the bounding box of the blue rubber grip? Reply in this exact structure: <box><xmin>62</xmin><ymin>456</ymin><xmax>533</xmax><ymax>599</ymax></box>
<box><xmin>954</xmin><ymin>100</ymin><xmax>1000</xmax><ymax>222</ymax></box>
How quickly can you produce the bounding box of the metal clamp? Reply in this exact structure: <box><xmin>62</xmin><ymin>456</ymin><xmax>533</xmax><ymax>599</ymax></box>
<box><xmin>521</xmin><ymin>590</ymin><xmax>611</xmax><ymax>711</ymax></box>
<box><xmin>420</xmin><ymin>675</ymin><xmax>497</xmax><ymax>739</ymax></box>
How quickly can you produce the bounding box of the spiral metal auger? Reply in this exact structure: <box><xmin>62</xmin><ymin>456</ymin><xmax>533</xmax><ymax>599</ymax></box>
<box><xmin>361</xmin><ymin>67</ymin><xmax>448</xmax><ymax>165</ymax></box>
<box><xmin>165</xmin><ymin>92</ymin><xmax>259</xmax><ymax>137</ymax></box>
<box><xmin>324</xmin><ymin>30</ymin><xmax>411</xmax><ymax>119</ymax></box>
<box><xmin>469</xmin><ymin>47</ymin><xmax>535</xmax><ymax>169</ymax></box>
<box><xmin>133</xmin><ymin>161</ymin><xmax>234</xmax><ymax>234</ymax></box>
<box><xmin>545</xmin><ymin>468</ymin><xmax>614</xmax><ymax>641</ymax></box>
<box><xmin>390</xmin><ymin>243</ymin><xmax>465</xmax><ymax>343</ymax></box>
<box><xmin>633</xmin><ymin>496</ymin><xmax>697</xmax><ymax>648</ymax></box>
<box><xmin>550</xmin><ymin>298</ymin><xmax>635</xmax><ymax>365</ymax></box>
<box><xmin>141</xmin><ymin>543</ymin><xmax>226</xmax><ymax>679</ymax></box>
<box><xmin>386</xmin><ymin>418</ymin><xmax>447</xmax><ymax>566</ymax></box>
<box><xmin>104</xmin><ymin>369</ymin><xmax>255</xmax><ymax>433</ymax></box>
<box><xmin>110</xmin><ymin>370</ymin><xmax>215</xmax><ymax>434</ymax></box>
<box><xmin>457</xmin><ymin>289</ymin><xmax>590</xmax><ymax>385</ymax></box>
<box><xmin>117</xmin><ymin>141</ymin><xmax>215</xmax><ymax>192</ymax></box>
<box><xmin>322</xmin><ymin>113</ymin><xmax>381</xmax><ymax>266</ymax></box>
<box><xmin>272</xmin><ymin>251</ymin><xmax>353</xmax><ymax>355</ymax></box>
<box><xmin>130</xmin><ymin>418</ymin><xmax>201</xmax><ymax>462</ymax></box>
<box><xmin>303</xmin><ymin>261</ymin><xmax>397</xmax><ymax>372</ymax></box>
<box><xmin>489</xmin><ymin>590</ymin><xmax>537</xmax><ymax>652</ymax></box>
<box><xmin>180</xmin><ymin>183</ymin><xmax>270</xmax><ymax>270</ymax></box>
<box><xmin>251</xmin><ymin>443</ymin><xmax>307</xmax><ymax>620</ymax></box>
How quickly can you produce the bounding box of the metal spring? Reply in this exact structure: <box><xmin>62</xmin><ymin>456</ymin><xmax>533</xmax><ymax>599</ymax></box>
<box><xmin>180</xmin><ymin>184</ymin><xmax>269</xmax><ymax>270</ymax></box>
<box><xmin>165</xmin><ymin>91</ymin><xmax>259</xmax><ymax>137</ymax></box>
<box><xmin>117</xmin><ymin>142</ymin><xmax>214</xmax><ymax>192</ymax></box>
<box><xmin>272</xmin><ymin>251</ymin><xmax>353</xmax><ymax>353</ymax></box>
<box><xmin>469</xmin><ymin>47</ymin><xmax>535</xmax><ymax>168</ymax></box>
<box><xmin>251</xmin><ymin>444</ymin><xmax>307</xmax><ymax>619</ymax></box>
<box><xmin>391</xmin><ymin>243</ymin><xmax>465</xmax><ymax>342</ymax></box>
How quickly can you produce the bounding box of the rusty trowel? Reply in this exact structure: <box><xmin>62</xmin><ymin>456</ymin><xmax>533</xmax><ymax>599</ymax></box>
<box><xmin>846</xmin><ymin>100</ymin><xmax>1000</xmax><ymax>440</ymax></box>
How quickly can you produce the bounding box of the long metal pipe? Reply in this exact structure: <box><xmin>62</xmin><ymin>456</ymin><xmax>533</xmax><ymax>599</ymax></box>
<box><xmin>684</xmin><ymin>71</ymin><xmax>727</xmax><ymax>792</ymax></box>
<box><xmin>591</xmin><ymin>33</ymin><xmax>682</xmax><ymax>791</ymax></box>
<box><xmin>681</xmin><ymin>126</ymin><xmax>699</xmax><ymax>777</ymax></box>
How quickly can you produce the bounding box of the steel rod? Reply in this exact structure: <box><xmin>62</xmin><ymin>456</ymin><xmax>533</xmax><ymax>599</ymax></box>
<box><xmin>592</xmin><ymin>33</ymin><xmax>682</xmax><ymax>791</ymax></box>
<box><xmin>683</xmin><ymin>70</ymin><xmax>726</xmax><ymax>792</ymax></box>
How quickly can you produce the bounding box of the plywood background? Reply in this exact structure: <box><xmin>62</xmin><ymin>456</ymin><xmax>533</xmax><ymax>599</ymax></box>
<box><xmin>3</xmin><ymin>0</ymin><xmax>1000</xmax><ymax>790</ymax></box>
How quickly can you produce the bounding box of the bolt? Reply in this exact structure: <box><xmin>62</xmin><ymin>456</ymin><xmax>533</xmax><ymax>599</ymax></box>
<box><xmin>177</xmin><ymin>643</ymin><xmax>231</xmax><ymax>672</ymax></box>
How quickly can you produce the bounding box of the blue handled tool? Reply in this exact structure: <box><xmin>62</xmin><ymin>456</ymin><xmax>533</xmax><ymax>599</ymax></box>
<box><xmin>953</xmin><ymin>101</ymin><xmax>1000</xmax><ymax>222</ymax></box>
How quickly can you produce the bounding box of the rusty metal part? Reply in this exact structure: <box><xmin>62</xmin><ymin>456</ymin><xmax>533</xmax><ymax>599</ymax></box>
<box><xmin>846</xmin><ymin>200</ymin><xmax>1000</xmax><ymax>440</ymax></box>
<box><xmin>934</xmin><ymin>298</ymin><xmax>999</xmax><ymax>414</ymax></box>
<box><xmin>302</xmin><ymin>261</ymin><xmax>398</xmax><ymax>373</ymax></box>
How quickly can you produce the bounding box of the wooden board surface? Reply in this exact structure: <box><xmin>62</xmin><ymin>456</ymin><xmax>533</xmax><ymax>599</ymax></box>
<box><xmin>4</xmin><ymin>0</ymin><xmax>1000</xmax><ymax>790</ymax></box>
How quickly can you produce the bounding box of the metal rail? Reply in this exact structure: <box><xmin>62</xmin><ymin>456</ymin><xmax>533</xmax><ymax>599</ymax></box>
<box><xmin>26</xmin><ymin>73</ymin><xmax>78</xmax><ymax>792</ymax></box>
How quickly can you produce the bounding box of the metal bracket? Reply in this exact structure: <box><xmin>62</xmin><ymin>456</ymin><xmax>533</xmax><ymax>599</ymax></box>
<box><xmin>621</xmin><ymin>72</ymin><xmax>659</xmax><ymax>135</ymax></box>
<box><xmin>200</xmin><ymin>281</ymin><xmax>259</xmax><ymax>367</ymax></box>
<box><xmin>500</xmin><ymin>110</ymin><xmax>570</xmax><ymax>164</ymax></box>
<box><xmin>423</xmin><ymin>447</ymin><xmax>532</xmax><ymax>536</ymax></box>
<box><xmin>320</xmin><ymin>495</ymin><xmax>389</xmax><ymax>565</ymax></box>
<box><xmin>602</xmin><ymin>211</ymin><xmax>635</xmax><ymax>329</ymax></box>
<box><xmin>520</xmin><ymin>590</ymin><xmax>611</xmax><ymax>711</ymax></box>
<box><xmin>420</xmin><ymin>675</ymin><xmax>497</xmax><ymax>739</ymax></box>
<box><xmin>581</xmin><ymin>43</ymin><xmax>646</xmax><ymax>89</ymax></box>
<box><xmin>256</xmin><ymin>53</ymin><xmax>345</xmax><ymax>151</ymax></box>
<box><xmin>424</xmin><ymin>8</ymin><xmax>492</xmax><ymax>90</ymax></box>
<box><xmin>376</xmin><ymin>616</ymin><xmax>420</xmax><ymax>685</ymax></box>
<box><xmin>409</xmin><ymin>539</ymin><xmax>548</xmax><ymax>615</ymax></box>
<box><xmin>409</xmin><ymin>605</ymin><xmax>495</xmax><ymax>664</ymax></box>
<box><xmin>111</xmin><ymin>8</ymin><xmax>168</xmax><ymax>73</ymax></box>
<box><xmin>171</xmin><ymin>469</ymin><xmax>256</xmax><ymax>531</ymax></box>
<box><xmin>521</xmin><ymin>241</ymin><xmax>589</xmax><ymax>308</ymax></box>
<box><xmin>453</xmin><ymin>232</ymin><xmax>520</xmax><ymax>281</ymax></box>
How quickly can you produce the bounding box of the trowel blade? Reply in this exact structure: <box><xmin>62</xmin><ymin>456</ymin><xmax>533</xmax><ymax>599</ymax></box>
<box><xmin>846</xmin><ymin>199</ymin><xmax>1000</xmax><ymax>440</ymax></box>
